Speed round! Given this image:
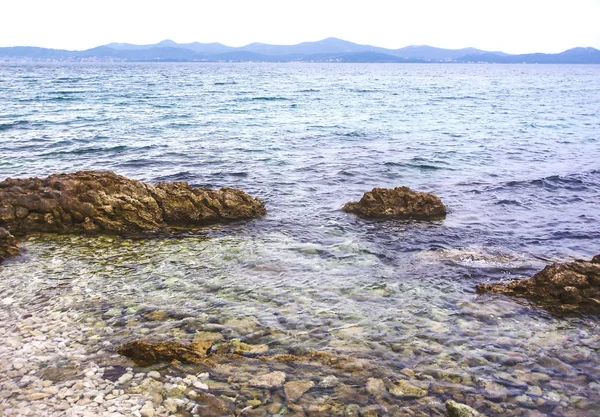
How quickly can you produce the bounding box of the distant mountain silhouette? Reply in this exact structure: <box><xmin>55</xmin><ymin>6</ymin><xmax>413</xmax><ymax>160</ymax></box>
<box><xmin>459</xmin><ymin>47</ymin><xmax>600</xmax><ymax>64</ymax></box>
<box><xmin>1</xmin><ymin>38</ymin><xmax>599</xmax><ymax>63</ymax></box>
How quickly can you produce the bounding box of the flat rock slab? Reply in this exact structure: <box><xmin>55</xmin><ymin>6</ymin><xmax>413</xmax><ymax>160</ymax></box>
<box><xmin>284</xmin><ymin>380</ymin><xmax>315</xmax><ymax>402</ymax></box>
<box><xmin>0</xmin><ymin>171</ymin><xmax>266</xmax><ymax>236</ymax></box>
<box><xmin>343</xmin><ymin>187</ymin><xmax>446</xmax><ymax>220</ymax></box>
<box><xmin>477</xmin><ymin>255</ymin><xmax>600</xmax><ymax>314</ymax></box>
<box><xmin>249</xmin><ymin>371</ymin><xmax>286</xmax><ymax>389</ymax></box>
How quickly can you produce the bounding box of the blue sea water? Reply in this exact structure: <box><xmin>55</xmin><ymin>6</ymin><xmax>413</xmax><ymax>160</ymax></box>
<box><xmin>0</xmin><ymin>63</ymin><xmax>599</xmax><ymax>415</ymax></box>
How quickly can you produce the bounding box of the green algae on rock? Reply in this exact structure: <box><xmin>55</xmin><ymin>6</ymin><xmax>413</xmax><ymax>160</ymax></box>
<box><xmin>0</xmin><ymin>227</ymin><xmax>19</xmax><ymax>263</ymax></box>
<box><xmin>477</xmin><ymin>255</ymin><xmax>600</xmax><ymax>313</ymax></box>
<box><xmin>343</xmin><ymin>187</ymin><xmax>446</xmax><ymax>220</ymax></box>
<box><xmin>446</xmin><ymin>400</ymin><xmax>484</xmax><ymax>417</ymax></box>
<box><xmin>0</xmin><ymin>171</ymin><xmax>266</xmax><ymax>236</ymax></box>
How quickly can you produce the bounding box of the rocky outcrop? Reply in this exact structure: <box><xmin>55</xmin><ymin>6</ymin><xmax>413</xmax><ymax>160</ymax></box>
<box><xmin>343</xmin><ymin>187</ymin><xmax>446</xmax><ymax>220</ymax></box>
<box><xmin>0</xmin><ymin>171</ymin><xmax>266</xmax><ymax>236</ymax></box>
<box><xmin>477</xmin><ymin>255</ymin><xmax>600</xmax><ymax>313</ymax></box>
<box><xmin>0</xmin><ymin>227</ymin><xmax>19</xmax><ymax>263</ymax></box>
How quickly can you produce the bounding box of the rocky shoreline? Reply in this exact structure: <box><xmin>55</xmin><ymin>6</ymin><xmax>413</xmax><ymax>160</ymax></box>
<box><xmin>1</xmin><ymin>173</ymin><xmax>599</xmax><ymax>416</ymax></box>
<box><xmin>0</xmin><ymin>171</ymin><xmax>266</xmax><ymax>237</ymax></box>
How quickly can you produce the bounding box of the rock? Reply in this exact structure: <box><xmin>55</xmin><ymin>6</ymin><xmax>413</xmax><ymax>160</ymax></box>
<box><xmin>29</xmin><ymin>392</ymin><xmax>52</xmax><ymax>400</ymax></box>
<box><xmin>319</xmin><ymin>375</ymin><xmax>339</xmax><ymax>388</ymax></box>
<box><xmin>117</xmin><ymin>373</ymin><xmax>133</xmax><ymax>385</ymax></box>
<box><xmin>140</xmin><ymin>402</ymin><xmax>155</xmax><ymax>417</ymax></box>
<box><xmin>445</xmin><ymin>400</ymin><xmax>483</xmax><ymax>417</ymax></box>
<box><xmin>344</xmin><ymin>404</ymin><xmax>361</xmax><ymax>417</ymax></box>
<box><xmin>249</xmin><ymin>371</ymin><xmax>286</xmax><ymax>389</ymax></box>
<box><xmin>116</xmin><ymin>340</ymin><xmax>213</xmax><ymax>366</ymax></box>
<box><xmin>188</xmin><ymin>392</ymin><xmax>234</xmax><ymax>417</ymax></box>
<box><xmin>284</xmin><ymin>380</ymin><xmax>315</xmax><ymax>402</ymax></box>
<box><xmin>343</xmin><ymin>187</ymin><xmax>446</xmax><ymax>220</ymax></box>
<box><xmin>144</xmin><ymin>311</ymin><xmax>168</xmax><ymax>321</ymax></box>
<box><xmin>0</xmin><ymin>171</ymin><xmax>266</xmax><ymax>236</ymax></box>
<box><xmin>230</xmin><ymin>339</ymin><xmax>269</xmax><ymax>356</ymax></box>
<box><xmin>477</xmin><ymin>255</ymin><xmax>600</xmax><ymax>313</ymax></box>
<box><xmin>389</xmin><ymin>380</ymin><xmax>427</xmax><ymax>399</ymax></box>
<box><xmin>516</xmin><ymin>395</ymin><xmax>536</xmax><ymax>409</ymax></box>
<box><xmin>147</xmin><ymin>371</ymin><xmax>161</xmax><ymax>380</ymax></box>
<box><xmin>366</xmin><ymin>378</ymin><xmax>387</xmax><ymax>396</ymax></box>
<box><xmin>193</xmin><ymin>380</ymin><xmax>208</xmax><ymax>390</ymax></box>
<box><xmin>0</xmin><ymin>227</ymin><xmax>19</xmax><ymax>263</ymax></box>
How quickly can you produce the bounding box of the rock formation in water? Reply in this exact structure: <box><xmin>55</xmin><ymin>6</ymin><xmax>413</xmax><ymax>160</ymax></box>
<box><xmin>477</xmin><ymin>255</ymin><xmax>600</xmax><ymax>313</ymax></box>
<box><xmin>0</xmin><ymin>227</ymin><xmax>19</xmax><ymax>263</ymax></box>
<box><xmin>343</xmin><ymin>187</ymin><xmax>446</xmax><ymax>220</ymax></box>
<box><xmin>0</xmin><ymin>171</ymin><xmax>266</xmax><ymax>236</ymax></box>
<box><xmin>116</xmin><ymin>340</ymin><xmax>214</xmax><ymax>367</ymax></box>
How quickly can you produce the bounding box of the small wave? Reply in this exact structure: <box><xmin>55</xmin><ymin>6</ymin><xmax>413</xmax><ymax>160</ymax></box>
<box><xmin>40</xmin><ymin>145</ymin><xmax>130</xmax><ymax>156</ymax></box>
<box><xmin>494</xmin><ymin>199</ymin><xmax>523</xmax><ymax>206</ymax></box>
<box><xmin>340</xmin><ymin>131</ymin><xmax>366</xmax><ymax>138</ymax></box>
<box><xmin>154</xmin><ymin>171</ymin><xmax>197</xmax><ymax>182</ymax></box>
<box><xmin>214</xmin><ymin>81</ymin><xmax>237</xmax><ymax>85</ymax></box>
<box><xmin>0</xmin><ymin>120</ymin><xmax>29</xmax><ymax>132</ymax></box>
<box><xmin>118</xmin><ymin>159</ymin><xmax>175</xmax><ymax>168</ymax></box>
<box><xmin>408</xmin><ymin>163</ymin><xmax>448</xmax><ymax>171</ymax></box>
<box><xmin>211</xmin><ymin>172</ymin><xmax>248</xmax><ymax>178</ymax></box>
<box><xmin>250</xmin><ymin>97</ymin><xmax>289</xmax><ymax>101</ymax></box>
<box><xmin>484</xmin><ymin>169</ymin><xmax>600</xmax><ymax>195</ymax></box>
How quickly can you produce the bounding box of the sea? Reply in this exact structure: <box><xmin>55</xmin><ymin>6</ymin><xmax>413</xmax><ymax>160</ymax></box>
<box><xmin>0</xmin><ymin>63</ymin><xmax>599</xmax><ymax>416</ymax></box>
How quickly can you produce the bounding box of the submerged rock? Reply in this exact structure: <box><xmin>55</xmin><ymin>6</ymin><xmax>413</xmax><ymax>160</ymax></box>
<box><xmin>116</xmin><ymin>340</ymin><xmax>214</xmax><ymax>367</ymax></box>
<box><xmin>445</xmin><ymin>400</ymin><xmax>483</xmax><ymax>417</ymax></box>
<box><xmin>477</xmin><ymin>255</ymin><xmax>600</xmax><ymax>313</ymax></box>
<box><xmin>284</xmin><ymin>380</ymin><xmax>315</xmax><ymax>402</ymax></box>
<box><xmin>0</xmin><ymin>171</ymin><xmax>266</xmax><ymax>236</ymax></box>
<box><xmin>389</xmin><ymin>380</ymin><xmax>427</xmax><ymax>399</ymax></box>
<box><xmin>249</xmin><ymin>371</ymin><xmax>286</xmax><ymax>389</ymax></box>
<box><xmin>343</xmin><ymin>187</ymin><xmax>446</xmax><ymax>220</ymax></box>
<box><xmin>0</xmin><ymin>227</ymin><xmax>19</xmax><ymax>263</ymax></box>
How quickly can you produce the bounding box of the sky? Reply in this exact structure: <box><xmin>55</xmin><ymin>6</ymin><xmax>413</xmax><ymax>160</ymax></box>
<box><xmin>1</xmin><ymin>0</ymin><xmax>599</xmax><ymax>54</ymax></box>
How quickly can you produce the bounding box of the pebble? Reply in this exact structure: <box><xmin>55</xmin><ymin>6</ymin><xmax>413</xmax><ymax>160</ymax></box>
<box><xmin>147</xmin><ymin>371</ymin><xmax>160</xmax><ymax>380</ymax></box>
<box><xmin>192</xmin><ymin>380</ymin><xmax>208</xmax><ymax>390</ymax></box>
<box><xmin>29</xmin><ymin>392</ymin><xmax>51</xmax><ymax>400</ymax></box>
<box><xmin>117</xmin><ymin>373</ymin><xmax>133</xmax><ymax>385</ymax></box>
<box><xmin>140</xmin><ymin>401</ymin><xmax>155</xmax><ymax>417</ymax></box>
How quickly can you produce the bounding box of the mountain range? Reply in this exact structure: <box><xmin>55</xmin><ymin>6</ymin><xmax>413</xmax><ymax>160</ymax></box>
<box><xmin>1</xmin><ymin>38</ymin><xmax>599</xmax><ymax>64</ymax></box>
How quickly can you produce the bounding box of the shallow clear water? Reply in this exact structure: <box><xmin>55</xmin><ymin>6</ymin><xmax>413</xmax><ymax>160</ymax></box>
<box><xmin>0</xmin><ymin>63</ymin><xmax>599</xmax><ymax>416</ymax></box>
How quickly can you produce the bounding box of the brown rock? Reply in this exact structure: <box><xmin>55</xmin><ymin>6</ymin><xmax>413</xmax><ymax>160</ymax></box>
<box><xmin>389</xmin><ymin>380</ymin><xmax>427</xmax><ymax>399</ymax></box>
<box><xmin>477</xmin><ymin>255</ymin><xmax>600</xmax><ymax>313</ymax></box>
<box><xmin>343</xmin><ymin>187</ymin><xmax>446</xmax><ymax>220</ymax></box>
<box><xmin>284</xmin><ymin>380</ymin><xmax>315</xmax><ymax>402</ymax></box>
<box><xmin>365</xmin><ymin>378</ymin><xmax>387</xmax><ymax>397</ymax></box>
<box><xmin>0</xmin><ymin>171</ymin><xmax>266</xmax><ymax>236</ymax></box>
<box><xmin>116</xmin><ymin>340</ymin><xmax>214</xmax><ymax>367</ymax></box>
<box><xmin>0</xmin><ymin>227</ymin><xmax>19</xmax><ymax>263</ymax></box>
<box><xmin>189</xmin><ymin>392</ymin><xmax>234</xmax><ymax>417</ymax></box>
<box><xmin>249</xmin><ymin>371</ymin><xmax>286</xmax><ymax>389</ymax></box>
<box><xmin>446</xmin><ymin>400</ymin><xmax>483</xmax><ymax>417</ymax></box>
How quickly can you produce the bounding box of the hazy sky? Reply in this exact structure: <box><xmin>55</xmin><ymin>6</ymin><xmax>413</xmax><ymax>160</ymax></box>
<box><xmin>2</xmin><ymin>0</ymin><xmax>599</xmax><ymax>53</ymax></box>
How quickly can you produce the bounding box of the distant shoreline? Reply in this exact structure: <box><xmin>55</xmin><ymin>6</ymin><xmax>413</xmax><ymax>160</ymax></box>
<box><xmin>1</xmin><ymin>37</ymin><xmax>599</xmax><ymax>64</ymax></box>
